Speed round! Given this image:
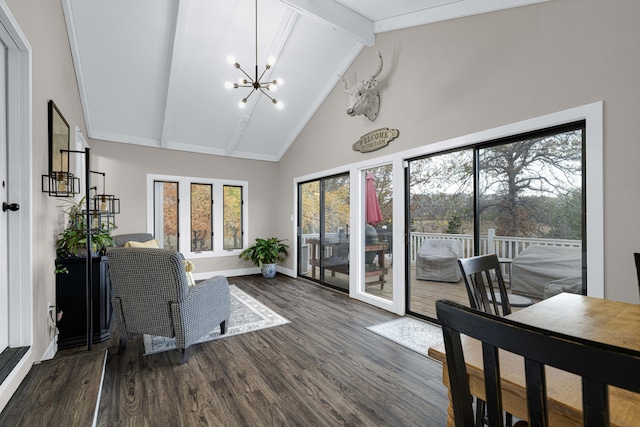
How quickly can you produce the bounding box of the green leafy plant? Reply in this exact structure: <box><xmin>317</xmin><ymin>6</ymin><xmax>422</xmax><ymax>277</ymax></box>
<box><xmin>239</xmin><ymin>237</ymin><xmax>288</xmax><ymax>268</ymax></box>
<box><xmin>55</xmin><ymin>197</ymin><xmax>116</xmax><ymax>273</ymax></box>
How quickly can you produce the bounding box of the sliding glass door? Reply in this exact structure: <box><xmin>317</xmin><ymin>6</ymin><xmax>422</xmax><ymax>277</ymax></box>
<box><xmin>298</xmin><ymin>173</ymin><xmax>350</xmax><ymax>291</ymax></box>
<box><xmin>406</xmin><ymin>123</ymin><xmax>585</xmax><ymax>321</ymax></box>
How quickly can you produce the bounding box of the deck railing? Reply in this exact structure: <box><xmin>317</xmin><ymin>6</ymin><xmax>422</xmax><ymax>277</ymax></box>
<box><xmin>301</xmin><ymin>229</ymin><xmax>581</xmax><ymax>265</ymax></box>
<box><xmin>408</xmin><ymin>230</ymin><xmax>581</xmax><ymax>264</ymax></box>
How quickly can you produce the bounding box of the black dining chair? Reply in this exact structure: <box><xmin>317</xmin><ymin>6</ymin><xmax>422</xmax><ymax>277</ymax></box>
<box><xmin>436</xmin><ymin>299</ymin><xmax>640</xmax><ymax>427</ymax></box>
<box><xmin>457</xmin><ymin>254</ymin><xmax>516</xmax><ymax>319</ymax></box>
<box><xmin>457</xmin><ymin>254</ymin><xmax>534</xmax><ymax>426</ymax></box>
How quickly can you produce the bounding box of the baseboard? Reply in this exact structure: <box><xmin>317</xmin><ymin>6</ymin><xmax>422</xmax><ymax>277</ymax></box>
<box><xmin>40</xmin><ymin>336</ymin><xmax>58</xmax><ymax>361</ymax></box>
<box><xmin>193</xmin><ymin>266</ymin><xmax>295</xmax><ymax>280</ymax></box>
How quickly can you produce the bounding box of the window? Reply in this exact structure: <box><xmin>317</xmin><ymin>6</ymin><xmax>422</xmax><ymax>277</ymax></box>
<box><xmin>191</xmin><ymin>183</ymin><xmax>212</xmax><ymax>252</ymax></box>
<box><xmin>406</xmin><ymin>122</ymin><xmax>585</xmax><ymax>321</ymax></box>
<box><xmin>154</xmin><ymin>181</ymin><xmax>179</xmax><ymax>250</ymax></box>
<box><xmin>148</xmin><ymin>174</ymin><xmax>248</xmax><ymax>258</ymax></box>
<box><xmin>223</xmin><ymin>185</ymin><xmax>243</xmax><ymax>250</ymax></box>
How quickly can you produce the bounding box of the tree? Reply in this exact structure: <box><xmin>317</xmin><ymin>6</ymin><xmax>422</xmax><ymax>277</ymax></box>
<box><xmin>479</xmin><ymin>130</ymin><xmax>582</xmax><ymax>237</ymax></box>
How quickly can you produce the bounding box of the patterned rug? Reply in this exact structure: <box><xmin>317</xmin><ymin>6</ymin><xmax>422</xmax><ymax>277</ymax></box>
<box><xmin>366</xmin><ymin>317</ymin><xmax>443</xmax><ymax>358</ymax></box>
<box><xmin>143</xmin><ymin>285</ymin><xmax>290</xmax><ymax>355</ymax></box>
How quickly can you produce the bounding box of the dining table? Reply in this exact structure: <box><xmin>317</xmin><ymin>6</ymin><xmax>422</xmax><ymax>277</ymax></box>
<box><xmin>428</xmin><ymin>292</ymin><xmax>640</xmax><ymax>427</ymax></box>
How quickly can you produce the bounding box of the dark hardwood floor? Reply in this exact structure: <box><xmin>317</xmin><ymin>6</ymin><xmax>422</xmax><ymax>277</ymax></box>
<box><xmin>74</xmin><ymin>274</ymin><xmax>448</xmax><ymax>426</ymax></box>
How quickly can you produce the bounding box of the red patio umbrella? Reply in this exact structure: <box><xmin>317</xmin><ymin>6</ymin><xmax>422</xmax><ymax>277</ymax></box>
<box><xmin>365</xmin><ymin>172</ymin><xmax>383</xmax><ymax>226</ymax></box>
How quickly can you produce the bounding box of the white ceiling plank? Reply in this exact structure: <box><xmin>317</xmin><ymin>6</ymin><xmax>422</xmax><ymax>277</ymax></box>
<box><xmin>275</xmin><ymin>41</ymin><xmax>364</xmax><ymax>161</ymax></box>
<box><xmin>275</xmin><ymin>0</ymin><xmax>375</xmax><ymax>46</ymax></box>
<box><xmin>65</xmin><ymin>0</ymin><xmax>551</xmax><ymax>162</ymax></box>
<box><xmin>374</xmin><ymin>0</ymin><xmax>552</xmax><ymax>33</ymax></box>
<box><xmin>160</xmin><ymin>0</ymin><xmax>190</xmax><ymax>148</ymax></box>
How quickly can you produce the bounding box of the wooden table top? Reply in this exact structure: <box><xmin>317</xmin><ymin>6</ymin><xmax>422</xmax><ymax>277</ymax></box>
<box><xmin>428</xmin><ymin>293</ymin><xmax>640</xmax><ymax>426</ymax></box>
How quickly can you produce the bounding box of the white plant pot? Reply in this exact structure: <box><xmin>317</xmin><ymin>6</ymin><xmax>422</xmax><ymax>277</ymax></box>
<box><xmin>261</xmin><ymin>263</ymin><xmax>277</xmax><ymax>278</ymax></box>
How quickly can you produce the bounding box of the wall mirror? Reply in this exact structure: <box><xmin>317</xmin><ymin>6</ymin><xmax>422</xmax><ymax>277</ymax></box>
<box><xmin>48</xmin><ymin>100</ymin><xmax>70</xmax><ymax>174</ymax></box>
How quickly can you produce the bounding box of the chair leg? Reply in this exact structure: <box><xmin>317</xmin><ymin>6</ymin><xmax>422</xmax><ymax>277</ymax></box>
<box><xmin>118</xmin><ymin>338</ymin><xmax>127</xmax><ymax>355</ymax></box>
<box><xmin>475</xmin><ymin>398</ymin><xmax>486</xmax><ymax>426</ymax></box>
<box><xmin>220</xmin><ymin>320</ymin><xmax>228</xmax><ymax>335</ymax></box>
<box><xmin>180</xmin><ymin>348</ymin><xmax>188</xmax><ymax>365</ymax></box>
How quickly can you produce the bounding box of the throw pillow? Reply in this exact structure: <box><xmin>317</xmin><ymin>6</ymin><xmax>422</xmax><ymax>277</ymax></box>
<box><xmin>184</xmin><ymin>260</ymin><xmax>196</xmax><ymax>287</ymax></box>
<box><xmin>124</xmin><ymin>239</ymin><xmax>160</xmax><ymax>248</ymax></box>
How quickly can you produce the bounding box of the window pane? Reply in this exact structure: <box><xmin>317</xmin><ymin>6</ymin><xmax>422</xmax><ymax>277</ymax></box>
<box><xmin>223</xmin><ymin>185</ymin><xmax>243</xmax><ymax>250</ymax></box>
<box><xmin>154</xmin><ymin>181</ymin><xmax>179</xmax><ymax>250</ymax></box>
<box><xmin>363</xmin><ymin>164</ymin><xmax>393</xmax><ymax>300</ymax></box>
<box><xmin>191</xmin><ymin>183</ymin><xmax>212</xmax><ymax>252</ymax></box>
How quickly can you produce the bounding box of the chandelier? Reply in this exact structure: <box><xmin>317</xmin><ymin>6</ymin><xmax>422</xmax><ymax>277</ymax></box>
<box><xmin>225</xmin><ymin>0</ymin><xmax>283</xmax><ymax>109</ymax></box>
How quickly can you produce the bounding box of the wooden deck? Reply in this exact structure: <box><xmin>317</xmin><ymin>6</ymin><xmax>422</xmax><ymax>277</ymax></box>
<box><xmin>308</xmin><ymin>264</ymin><xmax>536</xmax><ymax>320</ymax></box>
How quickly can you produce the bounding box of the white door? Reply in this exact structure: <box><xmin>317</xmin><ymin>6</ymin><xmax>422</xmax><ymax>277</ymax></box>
<box><xmin>0</xmin><ymin>40</ymin><xmax>8</xmax><ymax>352</ymax></box>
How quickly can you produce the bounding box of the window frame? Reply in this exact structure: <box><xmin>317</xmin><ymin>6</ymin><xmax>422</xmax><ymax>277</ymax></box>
<box><xmin>147</xmin><ymin>174</ymin><xmax>248</xmax><ymax>258</ymax></box>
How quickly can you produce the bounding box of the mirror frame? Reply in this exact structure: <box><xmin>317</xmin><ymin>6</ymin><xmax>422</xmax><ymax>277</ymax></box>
<box><xmin>48</xmin><ymin>100</ymin><xmax>70</xmax><ymax>174</ymax></box>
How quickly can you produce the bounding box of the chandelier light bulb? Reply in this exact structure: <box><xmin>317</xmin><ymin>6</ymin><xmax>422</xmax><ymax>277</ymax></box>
<box><xmin>225</xmin><ymin>81</ymin><xmax>234</xmax><ymax>89</ymax></box>
<box><xmin>225</xmin><ymin>0</ymin><xmax>284</xmax><ymax>109</ymax></box>
<box><xmin>274</xmin><ymin>78</ymin><xmax>283</xmax><ymax>85</ymax></box>
<box><xmin>276</xmin><ymin>101</ymin><xmax>284</xmax><ymax>110</ymax></box>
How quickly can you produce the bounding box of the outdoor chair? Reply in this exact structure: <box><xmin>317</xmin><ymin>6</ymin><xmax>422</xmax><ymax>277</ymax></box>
<box><xmin>435</xmin><ymin>299</ymin><xmax>640</xmax><ymax>427</ymax></box>
<box><xmin>416</xmin><ymin>239</ymin><xmax>462</xmax><ymax>282</ymax></box>
<box><xmin>107</xmin><ymin>247</ymin><xmax>231</xmax><ymax>364</ymax></box>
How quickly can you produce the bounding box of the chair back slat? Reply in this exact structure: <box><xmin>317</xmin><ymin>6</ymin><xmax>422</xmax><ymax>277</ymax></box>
<box><xmin>436</xmin><ymin>299</ymin><xmax>640</xmax><ymax>427</ymax></box>
<box><xmin>458</xmin><ymin>254</ymin><xmax>511</xmax><ymax>316</ymax></box>
<box><xmin>524</xmin><ymin>358</ymin><xmax>548</xmax><ymax>427</ymax></box>
<box><xmin>481</xmin><ymin>343</ymin><xmax>505</xmax><ymax>427</ymax></box>
<box><xmin>582</xmin><ymin>379</ymin><xmax>609</xmax><ymax>427</ymax></box>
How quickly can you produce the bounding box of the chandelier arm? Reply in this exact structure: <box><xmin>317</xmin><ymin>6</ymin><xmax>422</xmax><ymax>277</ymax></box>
<box><xmin>258</xmin><ymin>88</ymin><xmax>275</xmax><ymax>101</ymax></box>
<box><xmin>244</xmin><ymin>88</ymin><xmax>258</xmax><ymax>101</ymax></box>
<box><xmin>257</xmin><ymin>66</ymin><xmax>269</xmax><ymax>84</ymax></box>
<box><xmin>237</xmin><ymin>66</ymin><xmax>254</xmax><ymax>83</ymax></box>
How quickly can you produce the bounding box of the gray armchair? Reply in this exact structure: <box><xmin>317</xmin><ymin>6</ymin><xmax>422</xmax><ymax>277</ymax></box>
<box><xmin>107</xmin><ymin>247</ymin><xmax>231</xmax><ymax>364</ymax></box>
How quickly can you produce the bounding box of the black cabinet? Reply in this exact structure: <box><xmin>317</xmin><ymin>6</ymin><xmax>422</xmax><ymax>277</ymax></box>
<box><xmin>55</xmin><ymin>256</ymin><xmax>112</xmax><ymax>349</ymax></box>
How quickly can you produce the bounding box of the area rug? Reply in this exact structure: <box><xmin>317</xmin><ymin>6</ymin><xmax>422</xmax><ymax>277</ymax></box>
<box><xmin>366</xmin><ymin>317</ymin><xmax>443</xmax><ymax>358</ymax></box>
<box><xmin>143</xmin><ymin>285</ymin><xmax>290</xmax><ymax>355</ymax></box>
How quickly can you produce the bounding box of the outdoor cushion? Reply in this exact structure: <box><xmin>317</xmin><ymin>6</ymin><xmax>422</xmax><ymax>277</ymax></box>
<box><xmin>511</xmin><ymin>245</ymin><xmax>581</xmax><ymax>299</ymax></box>
<box><xmin>416</xmin><ymin>239</ymin><xmax>462</xmax><ymax>283</ymax></box>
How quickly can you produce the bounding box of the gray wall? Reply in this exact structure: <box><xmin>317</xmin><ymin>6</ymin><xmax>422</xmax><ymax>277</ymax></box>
<box><xmin>277</xmin><ymin>0</ymin><xmax>640</xmax><ymax>303</ymax></box>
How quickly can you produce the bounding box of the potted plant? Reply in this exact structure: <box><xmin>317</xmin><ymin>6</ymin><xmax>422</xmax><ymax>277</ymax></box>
<box><xmin>55</xmin><ymin>197</ymin><xmax>115</xmax><ymax>273</ymax></box>
<box><xmin>239</xmin><ymin>237</ymin><xmax>288</xmax><ymax>278</ymax></box>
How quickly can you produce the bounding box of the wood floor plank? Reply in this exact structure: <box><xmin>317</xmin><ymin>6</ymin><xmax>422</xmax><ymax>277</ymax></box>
<box><xmin>78</xmin><ymin>274</ymin><xmax>448</xmax><ymax>426</ymax></box>
<box><xmin>0</xmin><ymin>350</ymin><xmax>107</xmax><ymax>426</ymax></box>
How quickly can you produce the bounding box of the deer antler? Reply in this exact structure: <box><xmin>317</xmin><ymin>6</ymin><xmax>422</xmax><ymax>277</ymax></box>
<box><xmin>340</xmin><ymin>76</ymin><xmax>349</xmax><ymax>94</ymax></box>
<box><xmin>369</xmin><ymin>50</ymin><xmax>383</xmax><ymax>82</ymax></box>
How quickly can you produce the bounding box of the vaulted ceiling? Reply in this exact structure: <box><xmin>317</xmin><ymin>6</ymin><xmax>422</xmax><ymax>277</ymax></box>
<box><xmin>62</xmin><ymin>0</ymin><xmax>547</xmax><ymax>162</ymax></box>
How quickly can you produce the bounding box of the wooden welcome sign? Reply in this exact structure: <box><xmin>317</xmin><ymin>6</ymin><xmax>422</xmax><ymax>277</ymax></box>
<box><xmin>352</xmin><ymin>128</ymin><xmax>399</xmax><ymax>153</ymax></box>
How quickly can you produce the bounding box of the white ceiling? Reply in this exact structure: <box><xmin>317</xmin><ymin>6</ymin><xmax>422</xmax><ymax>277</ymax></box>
<box><xmin>62</xmin><ymin>0</ymin><xmax>548</xmax><ymax>162</ymax></box>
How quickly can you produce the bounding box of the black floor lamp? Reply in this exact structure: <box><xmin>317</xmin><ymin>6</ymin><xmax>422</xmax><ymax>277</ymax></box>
<box><xmin>42</xmin><ymin>147</ymin><xmax>119</xmax><ymax>351</ymax></box>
